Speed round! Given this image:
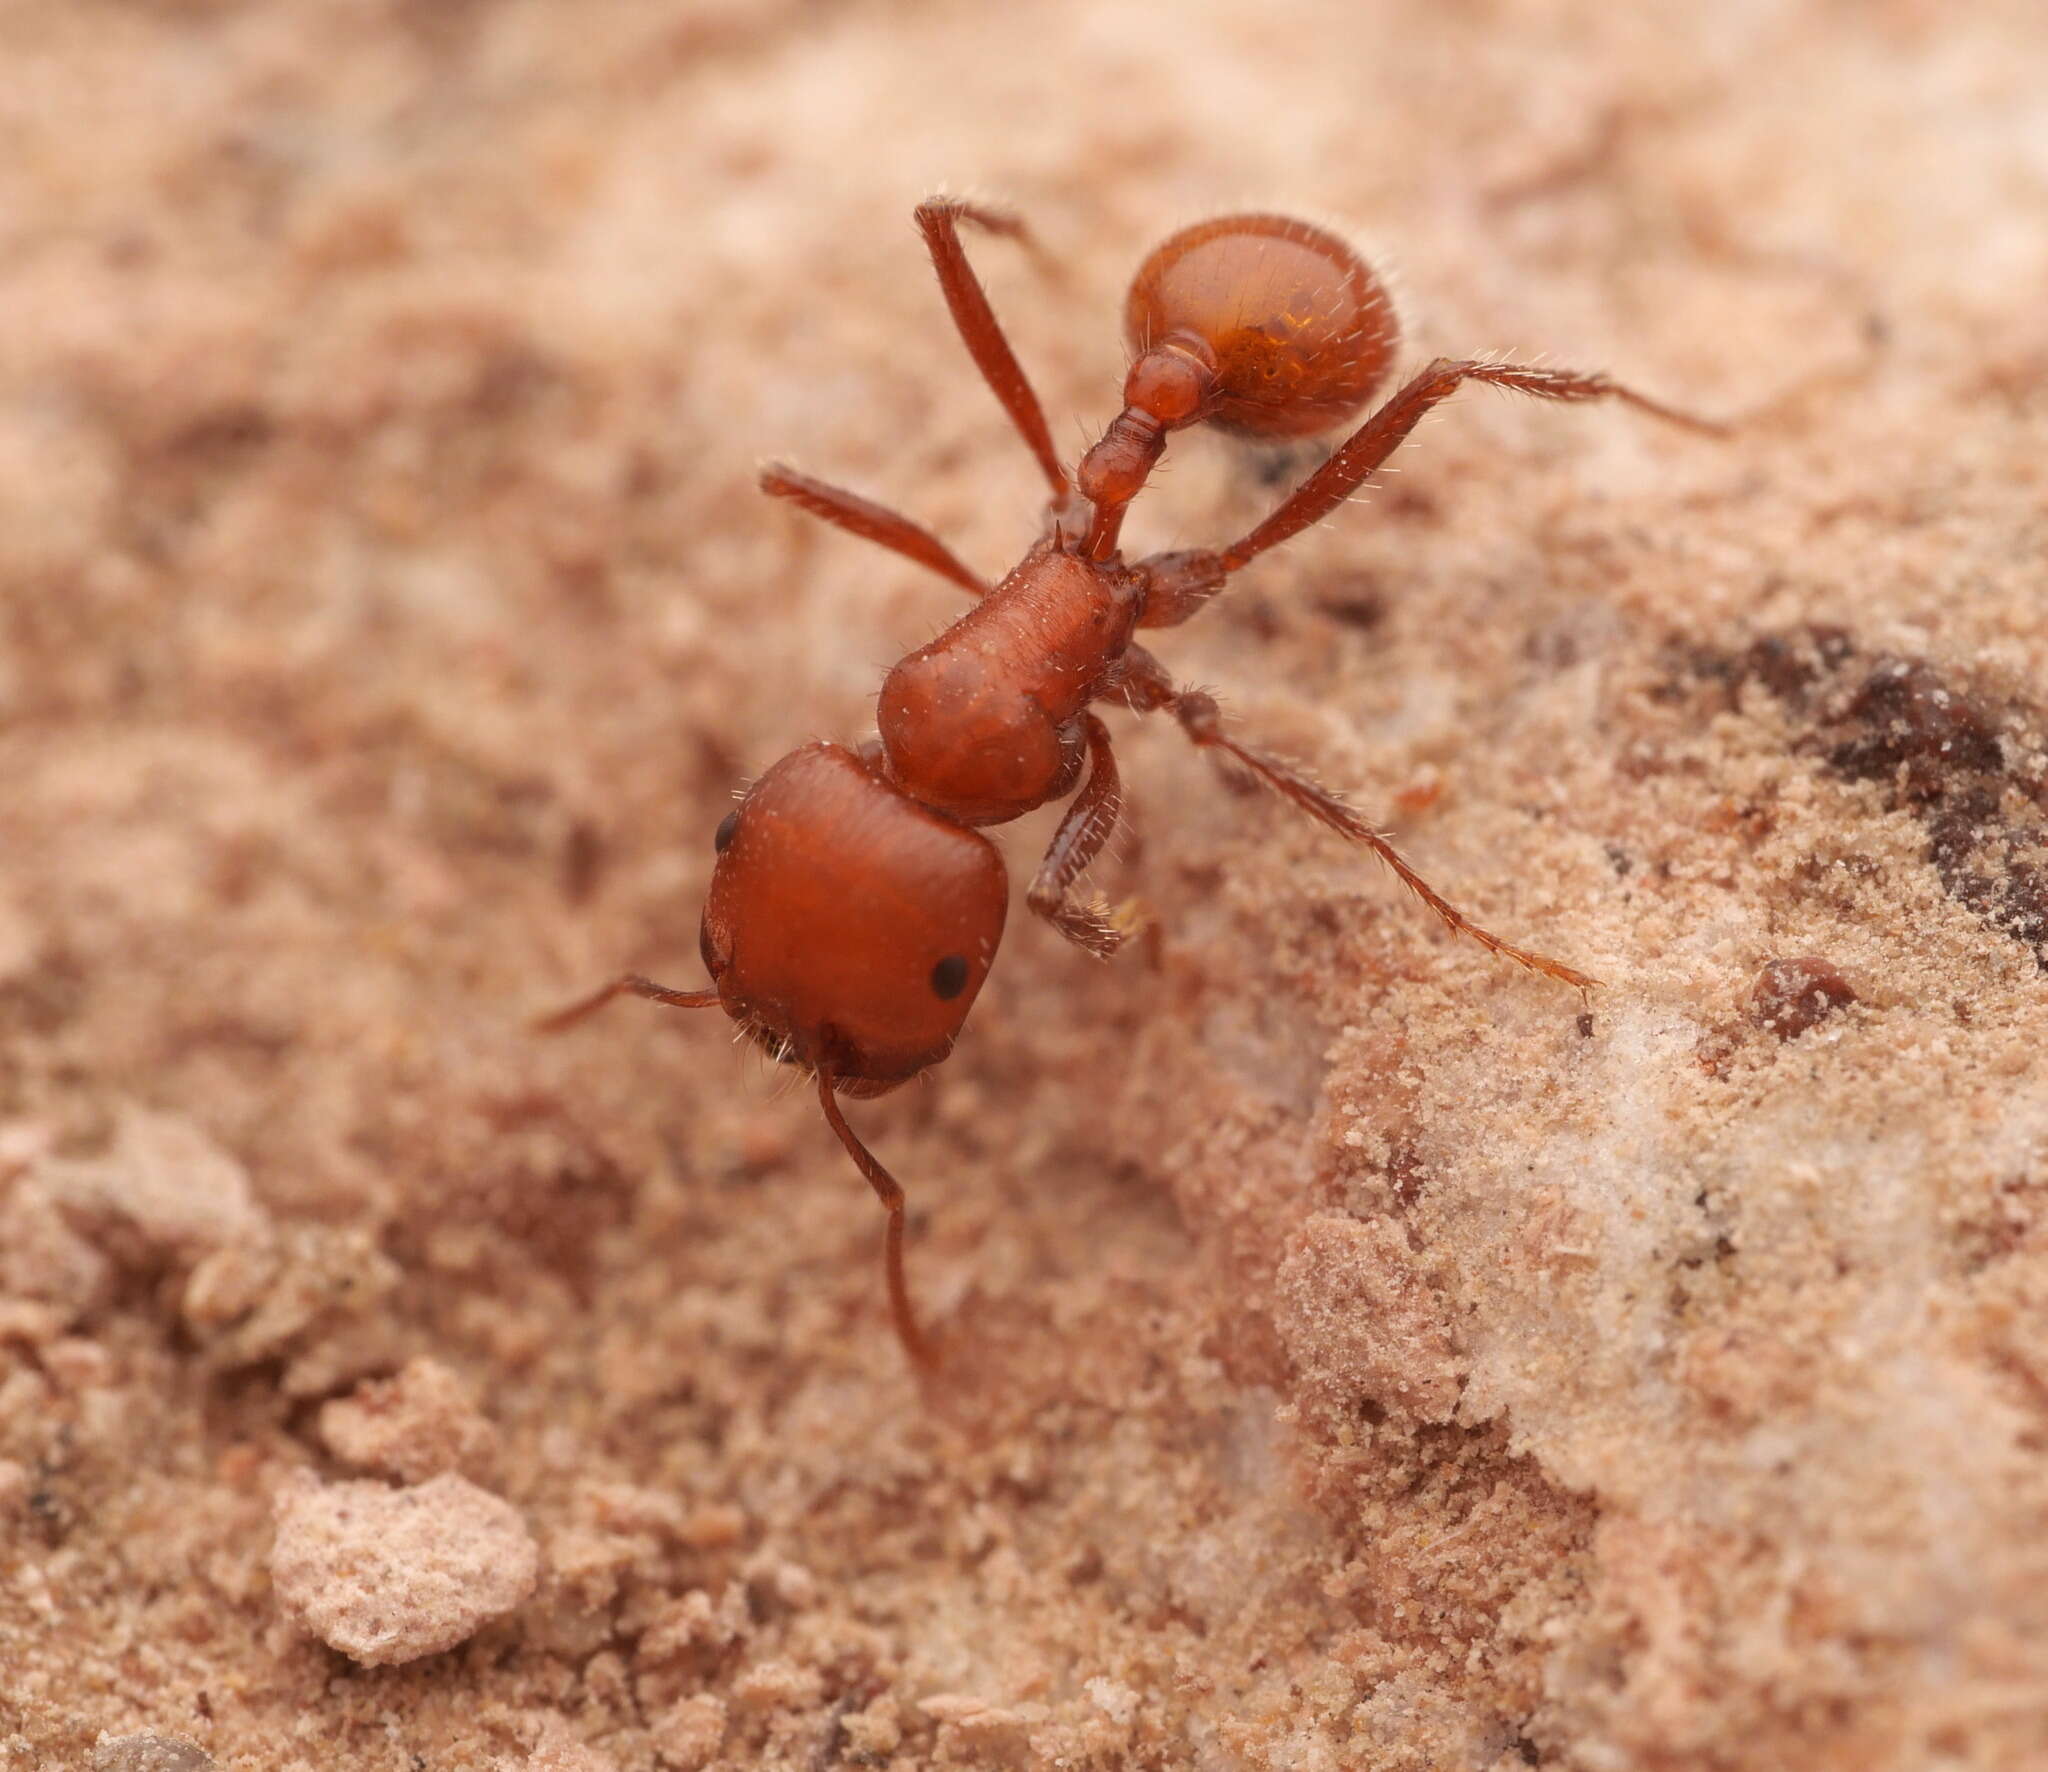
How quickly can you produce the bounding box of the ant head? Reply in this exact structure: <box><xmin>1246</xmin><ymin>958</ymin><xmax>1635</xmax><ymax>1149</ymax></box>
<box><xmin>1125</xmin><ymin>213</ymin><xmax>1398</xmax><ymax>440</ymax></box>
<box><xmin>699</xmin><ymin>744</ymin><xmax>1009</xmax><ymax>1088</ymax></box>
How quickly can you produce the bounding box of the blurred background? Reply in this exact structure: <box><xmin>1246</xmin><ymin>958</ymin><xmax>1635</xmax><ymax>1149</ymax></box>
<box><xmin>3</xmin><ymin>3</ymin><xmax>2047</xmax><ymax>1769</ymax></box>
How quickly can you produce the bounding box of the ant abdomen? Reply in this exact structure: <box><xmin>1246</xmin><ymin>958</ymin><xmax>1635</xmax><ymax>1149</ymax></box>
<box><xmin>1124</xmin><ymin>213</ymin><xmax>1399</xmax><ymax>440</ymax></box>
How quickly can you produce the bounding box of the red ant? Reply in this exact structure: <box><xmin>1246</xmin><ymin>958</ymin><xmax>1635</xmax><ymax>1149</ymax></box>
<box><xmin>542</xmin><ymin>200</ymin><xmax>1718</xmax><ymax>1367</ymax></box>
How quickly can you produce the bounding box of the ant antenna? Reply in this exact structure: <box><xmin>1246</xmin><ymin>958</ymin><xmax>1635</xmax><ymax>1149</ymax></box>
<box><xmin>532</xmin><ymin>973</ymin><xmax>719</xmax><ymax>1035</ymax></box>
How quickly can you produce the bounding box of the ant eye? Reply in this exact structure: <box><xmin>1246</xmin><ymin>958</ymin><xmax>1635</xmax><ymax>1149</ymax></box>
<box><xmin>713</xmin><ymin>808</ymin><xmax>740</xmax><ymax>853</ymax></box>
<box><xmin>930</xmin><ymin>955</ymin><xmax>969</xmax><ymax>1000</ymax></box>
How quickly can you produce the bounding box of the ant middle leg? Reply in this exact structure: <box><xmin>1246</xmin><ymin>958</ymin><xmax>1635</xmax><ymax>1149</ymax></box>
<box><xmin>1216</xmin><ymin>357</ymin><xmax>1722</xmax><ymax>574</ymax></box>
<box><xmin>914</xmin><ymin>197</ymin><xmax>1072</xmax><ymax>502</ymax></box>
<box><xmin>760</xmin><ymin>464</ymin><xmax>989</xmax><ymax>599</ymax></box>
<box><xmin>1116</xmin><ymin>646</ymin><xmax>1595</xmax><ymax>993</ymax></box>
<box><xmin>1027</xmin><ymin>713</ymin><xmax>1139</xmax><ymax>959</ymax></box>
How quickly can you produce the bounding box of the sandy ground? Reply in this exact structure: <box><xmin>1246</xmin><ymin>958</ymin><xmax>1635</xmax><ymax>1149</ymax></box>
<box><xmin>3</xmin><ymin>1</ymin><xmax>2047</xmax><ymax>1767</ymax></box>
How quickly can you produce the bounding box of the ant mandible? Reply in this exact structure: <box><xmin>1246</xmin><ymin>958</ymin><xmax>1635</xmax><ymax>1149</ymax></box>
<box><xmin>542</xmin><ymin>200</ymin><xmax>1718</xmax><ymax>1368</ymax></box>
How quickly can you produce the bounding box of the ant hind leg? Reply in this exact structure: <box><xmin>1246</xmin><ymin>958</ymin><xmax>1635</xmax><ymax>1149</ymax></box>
<box><xmin>1118</xmin><ymin>646</ymin><xmax>1594</xmax><ymax>994</ymax></box>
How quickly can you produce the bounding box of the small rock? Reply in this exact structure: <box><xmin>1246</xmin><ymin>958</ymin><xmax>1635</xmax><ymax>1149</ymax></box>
<box><xmin>731</xmin><ymin>1657</ymin><xmax>822</xmax><ymax>1714</ymax></box>
<box><xmin>500</xmin><ymin>1712</ymin><xmax>619</xmax><ymax>1772</ymax></box>
<box><xmin>88</xmin><ymin>1735</ymin><xmax>214</xmax><ymax>1772</ymax></box>
<box><xmin>318</xmin><ymin>1357</ymin><xmax>500</xmax><ymax>1482</ymax></box>
<box><xmin>650</xmin><ymin>1694</ymin><xmax>726</xmax><ymax>1771</ymax></box>
<box><xmin>183</xmin><ymin>1224</ymin><xmax>400</xmax><ymax>1382</ymax></box>
<box><xmin>36</xmin><ymin>1107</ymin><xmax>265</xmax><ymax>1256</ymax></box>
<box><xmin>269</xmin><ymin>1471</ymin><xmax>537</xmax><ymax>1666</ymax></box>
<box><xmin>0</xmin><ymin>1185</ymin><xmax>114</xmax><ymax>1326</ymax></box>
<box><xmin>1085</xmin><ymin>1676</ymin><xmax>1141</xmax><ymax>1725</ymax></box>
<box><xmin>840</xmin><ymin>1693</ymin><xmax>902</xmax><ymax>1760</ymax></box>
<box><xmin>1747</xmin><ymin>957</ymin><xmax>1858</xmax><ymax>1040</ymax></box>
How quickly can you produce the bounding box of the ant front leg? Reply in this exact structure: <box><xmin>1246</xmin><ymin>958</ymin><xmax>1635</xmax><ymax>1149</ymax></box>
<box><xmin>760</xmin><ymin>464</ymin><xmax>989</xmax><ymax>599</ymax></box>
<box><xmin>914</xmin><ymin>198</ymin><xmax>1073</xmax><ymax>506</ymax></box>
<box><xmin>1027</xmin><ymin>713</ymin><xmax>1140</xmax><ymax>959</ymax></box>
<box><xmin>816</xmin><ymin>1070</ymin><xmax>935</xmax><ymax>1369</ymax></box>
<box><xmin>1117</xmin><ymin>645</ymin><xmax>1595</xmax><ymax>994</ymax></box>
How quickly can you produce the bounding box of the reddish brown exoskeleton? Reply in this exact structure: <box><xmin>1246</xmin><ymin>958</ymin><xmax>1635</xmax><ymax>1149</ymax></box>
<box><xmin>542</xmin><ymin>201</ymin><xmax>1719</xmax><ymax>1366</ymax></box>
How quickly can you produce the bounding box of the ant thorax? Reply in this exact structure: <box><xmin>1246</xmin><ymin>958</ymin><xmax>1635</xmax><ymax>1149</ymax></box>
<box><xmin>877</xmin><ymin>547</ymin><xmax>1140</xmax><ymax>828</ymax></box>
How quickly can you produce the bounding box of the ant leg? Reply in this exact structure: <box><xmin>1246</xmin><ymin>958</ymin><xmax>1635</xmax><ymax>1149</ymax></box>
<box><xmin>1027</xmin><ymin>713</ymin><xmax>1140</xmax><ymax>959</ymax></box>
<box><xmin>1118</xmin><ymin>646</ymin><xmax>1595</xmax><ymax>994</ymax></box>
<box><xmin>1214</xmin><ymin>358</ymin><xmax>1722</xmax><ymax>574</ymax></box>
<box><xmin>760</xmin><ymin>464</ymin><xmax>989</xmax><ymax>600</ymax></box>
<box><xmin>914</xmin><ymin>197</ymin><xmax>1071</xmax><ymax>499</ymax></box>
<box><xmin>816</xmin><ymin>1071</ymin><xmax>935</xmax><ymax>1369</ymax></box>
<box><xmin>531</xmin><ymin>973</ymin><xmax>719</xmax><ymax>1034</ymax></box>
<box><xmin>1130</xmin><ymin>358</ymin><xmax>1722</xmax><ymax>626</ymax></box>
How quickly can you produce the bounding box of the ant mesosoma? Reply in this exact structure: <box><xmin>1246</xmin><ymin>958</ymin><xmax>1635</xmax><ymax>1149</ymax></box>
<box><xmin>542</xmin><ymin>200</ymin><xmax>1718</xmax><ymax>1368</ymax></box>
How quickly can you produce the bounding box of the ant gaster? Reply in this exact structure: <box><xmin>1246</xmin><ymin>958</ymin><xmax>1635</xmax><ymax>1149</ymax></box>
<box><xmin>542</xmin><ymin>200</ymin><xmax>1719</xmax><ymax>1367</ymax></box>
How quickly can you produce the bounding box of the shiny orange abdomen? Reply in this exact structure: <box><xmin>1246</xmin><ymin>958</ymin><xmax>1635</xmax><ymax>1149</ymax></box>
<box><xmin>1125</xmin><ymin>213</ymin><xmax>1399</xmax><ymax>440</ymax></box>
